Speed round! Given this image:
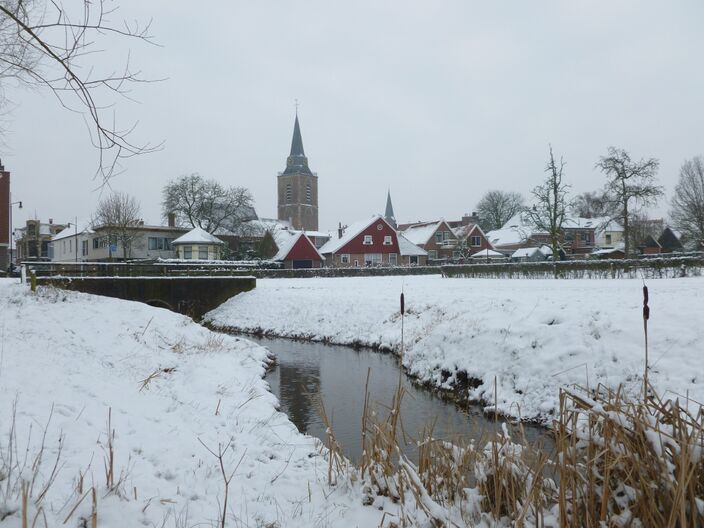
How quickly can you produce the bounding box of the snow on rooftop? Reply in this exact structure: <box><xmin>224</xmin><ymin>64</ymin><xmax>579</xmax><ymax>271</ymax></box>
<box><xmin>469</xmin><ymin>248</ymin><xmax>505</xmax><ymax>258</ymax></box>
<box><xmin>319</xmin><ymin>215</ymin><xmax>387</xmax><ymax>254</ymax></box>
<box><xmin>272</xmin><ymin>231</ymin><xmax>325</xmax><ymax>261</ymax></box>
<box><xmin>400</xmin><ymin>222</ymin><xmax>441</xmax><ymax>245</ymax></box>
<box><xmin>171</xmin><ymin>227</ymin><xmax>225</xmax><ymax>245</ymax></box>
<box><xmin>397</xmin><ymin>234</ymin><xmax>428</xmax><ymax>256</ymax></box>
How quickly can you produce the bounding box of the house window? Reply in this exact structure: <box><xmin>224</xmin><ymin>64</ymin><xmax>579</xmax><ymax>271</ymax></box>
<box><xmin>443</xmin><ymin>231</ymin><xmax>451</xmax><ymax>241</ymax></box>
<box><xmin>148</xmin><ymin>237</ymin><xmax>173</xmax><ymax>251</ymax></box>
<box><xmin>306</xmin><ymin>183</ymin><xmax>312</xmax><ymax>204</ymax></box>
<box><xmin>452</xmin><ymin>250</ymin><xmax>460</xmax><ymax>259</ymax></box>
<box><xmin>341</xmin><ymin>254</ymin><xmax>350</xmax><ymax>264</ymax></box>
<box><xmin>353</xmin><ymin>259</ymin><xmax>359</xmax><ymax>267</ymax></box>
<box><xmin>383</xmin><ymin>235</ymin><xmax>392</xmax><ymax>245</ymax></box>
<box><xmin>365</xmin><ymin>253</ymin><xmax>382</xmax><ymax>266</ymax></box>
<box><xmin>184</xmin><ymin>246</ymin><xmax>192</xmax><ymax>259</ymax></box>
<box><xmin>435</xmin><ymin>232</ymin><xmax>442</xmax><ymax>243</ymax></box>
<box><xmin>470</xmin><ymin>236</ymin><xmax>481</xmax><ymax>247</ymax></box>
<box><xmin>410</xmin><ymin>255</ymin><xmax>418</xmax><ymax>265</ymax></box>
<box><xmin>389</xmin><ymin>253</ymin><xmax>398</xmax><ymax>266</ymax></box>
<box><xmin>198</xmin><ymin>246</ymin><xmax>209</xmax><ymax>259</ymax></box>
<box><xmin>605</xmin><ymin>234</ymin><xmax>612</xmax><ymax>245</ymax></box>
<box><xmin>428</xmin><ymin>250</ymin><xmax>438</xmax><ymax>260</ymax></box>
<box><xmin>82</xmin><ymin>240</ymin><xmax>88</xmax><ymax>256</ymax></box>
<box><xmin>580</xmin><ymin>232</ymin><xmax>590</xmax><ymax>243</ymax></box>
<box><xmin>363</xmin><ymin>235</ymin><xmax>373</xmax><ymax>245</ymax></box>
<box><xmin>285</xmin><ymin>184</ymin><xmax>292</xmax><ymax>203</ymax></box>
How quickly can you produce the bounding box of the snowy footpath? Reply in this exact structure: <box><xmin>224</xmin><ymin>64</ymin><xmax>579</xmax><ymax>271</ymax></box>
<box><xmin>0</xmin><ymin>279</ymin><xmax>384</xmax><ymax>527</ymax></box>
<box><xmin>206</xmin><ymin>275</ymin><xmax>704</xmax><ymax>421</ymax></box>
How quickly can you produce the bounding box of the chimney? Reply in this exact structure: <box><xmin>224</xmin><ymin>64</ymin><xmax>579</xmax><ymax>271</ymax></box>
<box><xmin>338</xmin><ymin>222</ymin><xmax>343</xmax><ymax>239</ymax></box>
<box><xmin>49</xmin><ymin>218</ymin><xmax>53</xmax><ymax>224</ymax></box>
<box><xmin>167</xmin><ymin>213</ymin><xmax>176</xmax><ymax>227</ymax></box>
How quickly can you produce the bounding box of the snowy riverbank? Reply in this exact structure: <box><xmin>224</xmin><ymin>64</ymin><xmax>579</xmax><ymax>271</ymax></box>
<box><xmin>0</xmin><ymin>279</ymin><xmax>386</xmax><ymax>527</ymax></box>
<box><xmin>205</xmin><ymin>275</ymin><xmax>704</xmax><ymax>421</ymax></box>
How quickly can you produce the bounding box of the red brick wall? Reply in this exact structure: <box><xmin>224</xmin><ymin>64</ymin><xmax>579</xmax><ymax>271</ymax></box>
<box><xmin>336</xmin><ymin>219</ymin><xmax>399</xmax><ymax>255</ymax></box>
<box><xmin>419</xmin><ymin>222</ymin><xmax>457</xmax><ymax>259</ymax></box>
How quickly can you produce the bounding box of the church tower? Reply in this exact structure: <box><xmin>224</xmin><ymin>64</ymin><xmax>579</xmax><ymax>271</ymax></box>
<box><xmin>277</xmin><ymin>114</ymin><xmax>318</xmax><ymax>231</ymax></box>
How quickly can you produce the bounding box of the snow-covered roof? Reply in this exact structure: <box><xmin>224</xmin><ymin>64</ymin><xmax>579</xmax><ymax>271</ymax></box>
<box><xmin>397</xmin><ymin>234</ymin><xmax>428</xmax><ymax>256</ymax></box>
<box><xmin>564</xmin><ymin>216</ymin><xmax>623</xmax><ymax>233</ymax></box>
<box><xmin>470</xmin><ymin>249</ymin><xmax>505</xmax><ymax>258</ymax></box>
<box><xmin>172</xmin><ymin>227</ymin><xmax>225</xmax><ymax>245</ymax></box>
<box><xmin>319</xmin><ymin>215</ymin><xmax>389</xmax><ymax>254</ymax></box>
<box><xmin>511</xmin><ymin>247</ymin><xmax>541</xmax><ymax>258</ymax></box>
<box><xmin>401</xmin><ymin>222</ymin><xmax>441</xmax><ymax>245</ymax></box>
<box><xmin>272</xmin><ymin>231</ymin><xmax>325</xmax><ymax>261</ymax></box>
<box><xmin>51</xmin><ymin>224</ymin><xmax>93</xmax><ymax>242</ymax></box>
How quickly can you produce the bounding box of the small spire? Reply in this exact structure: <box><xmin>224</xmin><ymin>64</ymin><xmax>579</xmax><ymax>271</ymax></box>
<box><xmin>385</xmin><ymin>189</ymin><xmax>397</xmax><ymax>229</ymax></box>
<box><xmin>290</xmin><ymin>113</ymin><xmax>305</xmax><ymax>157</ymax></box>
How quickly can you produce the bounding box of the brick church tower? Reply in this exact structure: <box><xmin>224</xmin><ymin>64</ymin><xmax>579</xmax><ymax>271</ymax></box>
<box><xmin>277</xmin><ymin>114</ymin><xmax>318</xmax><ymax>231</ymax></box>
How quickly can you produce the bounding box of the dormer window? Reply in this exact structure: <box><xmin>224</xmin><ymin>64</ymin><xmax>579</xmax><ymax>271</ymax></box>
<box><xmin>363</xmin><ymin>235</ymin><xmax>373</xmax><ymax>245</ymax></box>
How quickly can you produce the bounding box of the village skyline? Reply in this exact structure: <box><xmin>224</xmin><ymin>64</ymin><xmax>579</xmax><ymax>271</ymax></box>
<box><xmin>5</xmin><ymin>1</ymin><xmax>704</xmax><ymax>232</ymax></box>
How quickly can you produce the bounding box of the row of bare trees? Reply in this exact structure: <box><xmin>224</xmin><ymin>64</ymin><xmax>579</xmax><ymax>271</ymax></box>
<box><xmin>475</xmin><ymin>148</ymin><xmax>704</xmax><ymax>257</ymax></box>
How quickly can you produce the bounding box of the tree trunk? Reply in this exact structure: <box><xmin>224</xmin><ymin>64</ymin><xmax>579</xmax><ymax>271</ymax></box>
<box><xmin>623</xmin><ymin>201</ymin><xmax>630</xmax><ymax>258</ymax></box>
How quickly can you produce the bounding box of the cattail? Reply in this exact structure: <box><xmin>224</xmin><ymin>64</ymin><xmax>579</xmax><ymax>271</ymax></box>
<box><xmin>400</xmin><ymin>292</ymin><xmax>405</xmax><ymax>315</ymax></box>
<box><xmin>642</xmin><ymin>285</ymin><xmax>649</xmax><ymax>320</ymax></box>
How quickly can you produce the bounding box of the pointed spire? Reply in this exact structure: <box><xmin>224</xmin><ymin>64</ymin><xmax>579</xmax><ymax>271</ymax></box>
<box><xmin>290</xmin><ymin>114</ymin><xmax>306</xmax><ymax>157</ymax></box>
<box><xmin>385</xmin><ymin>189</ymin><xmax>397</xmax><ymax>229</ymax></box>
<box><xmin>282</xmin><ymin>112</ymin><xmax>313</xmax><ymax>175</ymax></box>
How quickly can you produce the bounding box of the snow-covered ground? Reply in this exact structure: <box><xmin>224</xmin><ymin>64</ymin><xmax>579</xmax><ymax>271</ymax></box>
<box><xmin>0</xmin><ymin>279</ymin><xmax>384</xmax><ymax>527</ymax></box>
<box><xmin>206</xmin><ymin>275</ymin><xmax>704</xmax><ymax>421</ymax></box>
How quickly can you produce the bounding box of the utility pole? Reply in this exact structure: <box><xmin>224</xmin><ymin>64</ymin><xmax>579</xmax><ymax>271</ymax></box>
<box><xmin>74</xmin><ymin>216</ymin><xmax>78</xmax><ymax>262</ymax></box>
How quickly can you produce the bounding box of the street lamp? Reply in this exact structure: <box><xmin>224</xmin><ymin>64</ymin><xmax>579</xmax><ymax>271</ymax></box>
<box><xmin>65</xmin><ymin>218</ymin><xmax>79</xmax><ymax>262</ymax></box>
<box><xmin>9</xmin><ymin>199</ymin><xmax>22</xmax><ymax>266</ymax></box>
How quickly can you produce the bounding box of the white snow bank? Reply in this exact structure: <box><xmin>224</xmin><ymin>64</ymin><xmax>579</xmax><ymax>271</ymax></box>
<box><xmin>205</xmin><ymin>275</ymin><xmax>704</xmax><ymax>421</ymax></box>
<box><xmin>0</xmin><ymin>279</ymin><xmax>382</xmax><ymax>527</ymax></box>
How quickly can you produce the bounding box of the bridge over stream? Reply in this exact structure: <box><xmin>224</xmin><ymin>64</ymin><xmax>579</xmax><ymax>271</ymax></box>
<box><xmin>27</xmin><ymin>263</ymin><xmax>255</xmax><ymax>318</ymax></box>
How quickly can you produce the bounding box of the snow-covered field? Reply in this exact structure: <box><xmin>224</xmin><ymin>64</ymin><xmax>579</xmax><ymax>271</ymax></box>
<box><xmin>0</xmin><ymin>279</ymin><xmax>384</xmax><ymax>527</ymax></box>
<box><xmin>206</xmin><ymin>275</ymin><xmax>704</xmax><ymax>421</ymax></box>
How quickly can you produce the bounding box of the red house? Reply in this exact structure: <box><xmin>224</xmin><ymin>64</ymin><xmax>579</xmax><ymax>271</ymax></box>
<box><xmin>319</xmin><ymin>215</ymin><xmax>426</xmax><ymax>267</ymax></box>
<box><xmin>451</xmin><ymin>223</ymin><xmax>494</xmax><ymax>257</ymax></box>
<box><xmin>273</xmin><ymin>231</ymin><xmax>325</xmax><ymax>269</ymax></box>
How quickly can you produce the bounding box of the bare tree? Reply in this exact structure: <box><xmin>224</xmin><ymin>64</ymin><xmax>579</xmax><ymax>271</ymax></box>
<box><xmin>525</xmin><ymin>146</ymin><xmax>570</xmax><ymax>268</ymax></box>
<box><xmin>0</xmin><ymin>0</ymin><xmax>159</xmax><ymax>181</ymax></box>
<box><xmin>626</xmin><ymin>212</ymin><xmax>663</xmax><ymax>252</ymax></box>
<box><xmin>571</xmin><ymin>190</ymin><xmax>616</xmax><ymax>218</ymax></box>
<box><xmin>596</xmin><ymin>147</ymin><xmax>663</xmax><ymax>257</ymax></box>
<box><xmin>670</xmin><ymin>156</ymin><xmax>704</xmax><ymax>249</ymax></box>
<box><xmin>475</xmin><ymin>190</ymin><xmax>524</xmax><ymax>231</ymax></box>
<box><xmin>91</xmin><ymin>191</ymin><xmax>141</xmax><ymax>259</ymax></box>
<box><xmin>162</xmin><ymin>173</ymin><xmax>256</xmax><ymax>234</ymax></box>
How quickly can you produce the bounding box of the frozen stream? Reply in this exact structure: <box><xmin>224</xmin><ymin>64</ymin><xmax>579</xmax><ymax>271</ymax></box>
<box><xmin>245</xmin><ymin>335</ymin><xmax>553</xmax><ymax>463</ymax></box>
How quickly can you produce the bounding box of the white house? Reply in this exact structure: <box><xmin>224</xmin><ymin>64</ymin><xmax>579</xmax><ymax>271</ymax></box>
<box><xmin>51</xmin><ymin>223</ymin><xmax>187</xmax><ymax>261</ymax></box>
<box><xmin>171</xmin><ymin>227</ymin><xmax>226</xmax><ymax>261</ymax></box>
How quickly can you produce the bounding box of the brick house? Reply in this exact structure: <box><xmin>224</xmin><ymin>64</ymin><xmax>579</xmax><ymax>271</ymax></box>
<box><xmin>320</xmin><ymin>215</ymin><xmax>426</xmax><ymax>267</ymax></box>
<box><xmin>272</xmin><ymin>231</ymin><xmax>325</xmax><ymax>269</ymax></box>
<box><xmin>398</xmin><ymin>220</ymin><xmax>458</xmax><ymax>261</ymax></box>
<box><xmin>451</xmin><ymin>223</ymin><xmax>494</xmax><ymax>258</ymax></box>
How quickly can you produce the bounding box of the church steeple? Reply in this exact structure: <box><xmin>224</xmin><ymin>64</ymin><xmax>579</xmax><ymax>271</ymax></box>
<box><xmin>283</xmin><ymin>113</ymin><xmax>312</xmax><ymax>175</ymax></box>
<box><xmin>385</xmin><ymin>189</ymin><xmax>397</xmax><ymax>229</ymax></box>
<box><xmin>277</xmin><ymin>110</ymin><xmax>319</xmax><ymax>232</ymax></box>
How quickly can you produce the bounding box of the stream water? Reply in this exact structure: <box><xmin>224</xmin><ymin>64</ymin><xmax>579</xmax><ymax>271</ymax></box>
<box><xmin>244</xmin><ymin>335</ymin><xmax>553</xmax><ymax>463</ymax></box>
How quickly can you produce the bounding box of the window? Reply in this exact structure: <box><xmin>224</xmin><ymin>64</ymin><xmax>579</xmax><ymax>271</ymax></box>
<box><xmin>285</xmin><ymin>184</ymin><xmax>292</xmax><ymax>203</ymax></box>
<box><xmin>580</xmin><ymin>232</ymin><xmax>590</xmax><ymax>243</ymax></box>
<box><xmin>428</xmin><ymin>250</ymin><xmax>438</xmax><ymax>260</ymax></box>
<box><xmin>452</xmin><ymin>250</ymin><xmax>460</xmax><ymax>259</ymax></box>
<box><xmin>198</xmin><ymin>246</ymin><xmax>209</xmax><ymax>259</ymax></box>
<box><xmin>410</xmin><ymin>255</ymin><xmax>418</xmax><ymax>265</ymax></box>
<box><xmin>82</xmin><ymin>240</ymin><xmax>88</xmax><ymax>256</ymax></box>
<box><xmin>383</xmin><ymin>235</ymin><xmax>392</xmax><ymax>245</ymax></box>
<box><xmin>605</xmin><ymin>234</ymin><xmax>612</xmax><ymax>245</ymax></box>
<box><xmin>470</xmin><ymin>236</ymin><xmax>481</xmax><ymax>247</ymax></box>
<box><xmin>353</xmin><ymin>259</ymin><xmax>359</xmax><ymax>267</ymax></box>
<box><xmin>184</xmin><ymin>246</ymin><xmax>192</xmax><ymax>259</ymax></box>
<box><xmin>306</xmin><ymin>183</ymin><xmax>312</xmax><ymax>204</ymax></box>
<box><xmin>435</xmin><ymin>232</ymin><xmax>443</xmax><ymax>243</ymax></box>
<box><xmin>389</xmin><ymin>253</ymin><xmax>398</xmax><ymax>266</ymax></box>
<box><xmin>341</xmin><ymin>254</ymin><xmax>350</xmax><ymax>264</ymax></box>
<box><xmin>443</xmin><ymin>231</ymin><xmax>451</xmax><ymax>241</ymax></box>
<box><xmin>365</xmin><ymin>253</ymin><xmax>382</xmax><ymax>266</ymax></box>
<box><xmin>148</xmin><ymin>237</ymin><xmax>173</xmax><ymax>251</ymax></box>
<box><xmin>363</xmin><ymin>235</ymin><xmax>373</xmax><ymax>245</ymax></box>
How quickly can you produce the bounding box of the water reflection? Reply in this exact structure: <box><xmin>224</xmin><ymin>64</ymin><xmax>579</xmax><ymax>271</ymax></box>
<box><xmin>257</xmin><ymin>336</ymin><xmax>552</xmax><ymax>463</ymax></box>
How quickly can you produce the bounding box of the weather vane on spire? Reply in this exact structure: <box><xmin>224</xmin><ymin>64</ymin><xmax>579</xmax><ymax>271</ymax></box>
<box><xmin>295</xmin><ymin>98</ymin><xmax>299</xmax><ymax>115</ymax></box>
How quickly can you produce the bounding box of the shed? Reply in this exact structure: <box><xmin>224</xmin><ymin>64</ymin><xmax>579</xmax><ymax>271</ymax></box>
<box><xmin>171</xmin><ymin>227</ymin><xmax>226</xmax><ymax>261</ymax></box>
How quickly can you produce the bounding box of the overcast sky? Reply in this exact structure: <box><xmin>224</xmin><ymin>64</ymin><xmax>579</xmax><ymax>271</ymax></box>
<box><xmin>5</xmin><ymin>1</ymin><xmax>704</xmax><ymax>231</ymax></box>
